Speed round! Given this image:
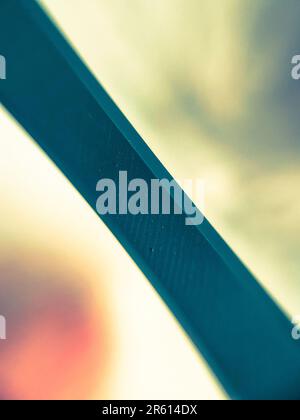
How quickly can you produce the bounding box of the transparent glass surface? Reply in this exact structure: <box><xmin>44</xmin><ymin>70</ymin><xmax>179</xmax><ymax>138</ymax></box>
<box><xmin>1</xmin><ymin>0</ymin><xmax>299</xmax><ymax>399</ymax></box>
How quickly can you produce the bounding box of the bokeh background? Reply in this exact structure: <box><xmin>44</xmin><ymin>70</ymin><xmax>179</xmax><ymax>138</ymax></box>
<box><xmin>0</xmin><ymin>0</ymin><xmax>300</xmax><ymax>399</ymax></box>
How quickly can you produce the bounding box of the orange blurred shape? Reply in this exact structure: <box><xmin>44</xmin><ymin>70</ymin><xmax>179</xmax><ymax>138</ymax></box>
<box><xmin>0</xmin><ymin>252</ymin><xmax>110</xmax><ymax>400</ymax></box>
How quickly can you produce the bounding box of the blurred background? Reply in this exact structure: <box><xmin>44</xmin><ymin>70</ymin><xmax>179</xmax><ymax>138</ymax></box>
<box><xmin>0</xmin><ymin>0</ymin><xmax>300</xmax><ymax>399</ymax></box>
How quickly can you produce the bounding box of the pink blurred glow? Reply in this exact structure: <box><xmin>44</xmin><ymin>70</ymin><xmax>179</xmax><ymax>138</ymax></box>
<box><xmin>0</xmin><ymin>252</ymin><xmax>111</xmax><ymax>400</ymax></box>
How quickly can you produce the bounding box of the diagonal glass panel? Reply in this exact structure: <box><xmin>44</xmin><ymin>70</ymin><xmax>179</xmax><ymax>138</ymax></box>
<box><xmin>40</xmin><ymin>0</ymin><xmax>300</xmax><ymax>319</ymax></box>
<box><xmin>1</xmin><ymin>0</ymin><xmax>299</xmax><ymax>400</ymax></box>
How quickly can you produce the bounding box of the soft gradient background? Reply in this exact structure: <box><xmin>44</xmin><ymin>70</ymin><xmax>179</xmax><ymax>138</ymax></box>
<box><xmin>0</xmin><ymin>0</ymin><xmax>299</xmax><ymax>399</ymax></box>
